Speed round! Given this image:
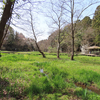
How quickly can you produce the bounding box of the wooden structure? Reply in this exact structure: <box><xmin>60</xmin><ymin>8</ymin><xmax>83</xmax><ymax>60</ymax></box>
<box><xmin>86</xmin><ymin>46</ymin><xmax>100</xmax><ymax>56</ymax></box>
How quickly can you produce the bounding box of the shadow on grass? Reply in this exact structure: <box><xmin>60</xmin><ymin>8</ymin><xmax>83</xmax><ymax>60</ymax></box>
<box><xmin>0</xmin><ymin>78</ymin><xmax>9</xmax><ymax>97</ymax></box>
<box><xmin>0</xmin><ymin>78</ymin><xmax>27</xmax><ymax>99</ymax></box>
<box><xmin>0</xmin><ymin>77</ymin><xmax>26</xmax><ymax>99</ymax></box>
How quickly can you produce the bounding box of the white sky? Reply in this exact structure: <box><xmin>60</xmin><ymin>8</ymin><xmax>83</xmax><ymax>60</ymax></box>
<box><xmin>0</xmin><ymin>0</ymin><xmax>100</xmax><ymax>41</ymax></box>
<box><xmin>10</xmin><ymin>0</ymin><xmax>50</xmax><ymax>41</ymax></box>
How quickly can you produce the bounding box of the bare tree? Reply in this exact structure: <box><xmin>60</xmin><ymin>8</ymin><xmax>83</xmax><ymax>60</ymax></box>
<box><xmin>29</xmin><ymin>8</ymin><xmax>46</xmax><ymax>58</ymax></box>
<box><xmin>18</xmin><ymin>2</ymin><xmax>46</xmax><ymax>57</ymax></box>
<box><xmin>0</xmin><ymin>0</ymin><xmax>16</xmax><ymax>57</ymax></box>
<box><xmin>46</xmin><ymin>0</ymin><xmax>67</xmax><ymax>59</ymax></box>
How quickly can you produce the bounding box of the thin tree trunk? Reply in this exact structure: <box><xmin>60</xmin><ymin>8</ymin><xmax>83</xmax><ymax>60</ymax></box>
<box><xmin>57</xmin><ymin>26</ymin><xmax>61</xmax><ymax>59</ymax></box>
<box><xmin>35</xmin><ymin>41</ymin><xmax>46</xmax><ymax>58</ymax></box>
<box><xmin>0</xmin><ymin>0</ymin><xmax>15</xmax><ymax>48</ymax></box>
<box><xmin>57</xmin><ymin>43</ymin><xmax>60</xmax><ymax>59</ymax></box>
<box><xmin>70</xmin><ymin>0</ymin><xmax>74</xmax><ymax>60</ymax></box>
<box><xmin>71</xmin><ymin>30</ymin><xmax>74</xmax><ymax>60</ymax></box>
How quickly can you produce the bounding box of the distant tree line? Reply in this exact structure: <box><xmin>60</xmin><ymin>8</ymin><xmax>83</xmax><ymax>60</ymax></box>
<box><xmin>1</xmin><ymin>27</ymin><xmax>35</xmax><ymax>51</ymax></box>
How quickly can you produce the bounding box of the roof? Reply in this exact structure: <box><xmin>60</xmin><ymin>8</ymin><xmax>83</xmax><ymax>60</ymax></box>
<box><xmin>87</xmin><ymin>46</ymin><xmax>100</xmax><ymax>50</ymax></box>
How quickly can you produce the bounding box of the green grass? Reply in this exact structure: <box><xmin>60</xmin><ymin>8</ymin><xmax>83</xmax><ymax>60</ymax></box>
<box><xmin>0</xmin><ymin>52</ymin><xmax>100</xmax><ymax>99</ymax></box>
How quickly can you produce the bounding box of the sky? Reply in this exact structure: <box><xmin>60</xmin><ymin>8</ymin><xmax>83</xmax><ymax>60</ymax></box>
<box><xmin>0</xmin><ymin>0</ymin><xmax>100</xmax><ymax>41</ymax></box>
<box><xmin>10</xmin><ymin>0</ymin><xmax>50</xmax><ymax>41</ymax></box>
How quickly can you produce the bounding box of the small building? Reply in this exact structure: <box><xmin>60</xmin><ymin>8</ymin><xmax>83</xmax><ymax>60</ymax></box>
<box><xmin>86</xmin><ymin>46</ymin><xmax>100</xmax><ymax>56</ymax></box>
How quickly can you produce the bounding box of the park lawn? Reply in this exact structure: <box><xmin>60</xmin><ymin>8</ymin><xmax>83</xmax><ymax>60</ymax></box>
<box><xmin>0</xmin><ymin>52</ymin><xmax>100</xmax><ymax>100</ymax></box>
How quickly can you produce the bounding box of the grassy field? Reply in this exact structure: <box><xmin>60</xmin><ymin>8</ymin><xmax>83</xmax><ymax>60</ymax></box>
<box><xmin>0</xmin><ymin>51</ymin><xmax>100</xmax><ymax>100</ymax></box>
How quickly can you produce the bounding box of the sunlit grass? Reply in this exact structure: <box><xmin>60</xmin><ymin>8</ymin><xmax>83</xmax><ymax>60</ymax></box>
<box><xmin>0</xmin><ymin>51</ymin><xmax>100</xmax><ymax>99</ymax></box>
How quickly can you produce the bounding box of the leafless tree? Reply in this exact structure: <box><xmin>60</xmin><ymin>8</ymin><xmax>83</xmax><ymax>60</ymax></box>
<box><xmin>29</xmin><ymin>8</ymin><xmax>46</xmax><ymax>58</ymax></box>
<box><xmin>17</xmin><ymin>2</ymin><xmax>46</xmax><ymax>57</ymax></box>
<box><xmin>46</xmin><ymin>0</ymin><xmax>67</xmax><ymax>59</ymax></box>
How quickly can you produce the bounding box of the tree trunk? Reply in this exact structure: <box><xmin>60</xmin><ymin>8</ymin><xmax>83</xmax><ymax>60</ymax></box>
<box><xmin>0</xmin><ymin>0</ymin><xmax>15</xmax><ymax>48</ymax></box>
<box><xmin>70</xmin><ymin>0</ymin><xmax>74</xmax><ymax>60</ymax></box>
<box><xmin>57</xmin><ymin>26</ymin><xmax>61</xmax><ymax>59</ymax></box>
<box><xmin>71</xmin><ymin>30</ymin><xmax>74</xmax><ymax>60</ymax></box>
<box><xmin>57</xmin><ymin>42</ymin><xmax>60</xmax><ymax>59</ymax></box>
<box><xmin>35</xmin><ymin>41</ymin><xmax>46</xmax><ymax>58</ymax></box>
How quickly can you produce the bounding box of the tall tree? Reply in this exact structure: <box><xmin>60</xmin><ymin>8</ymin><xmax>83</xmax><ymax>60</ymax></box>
<box><xmin>63</xmin><ymin>0</ymin><xmax>100</xmax><ymax>60</ymax></box>
<box><xmin>0</xmin><ymin>0</ymin><xmax>15</xmax><ymax>48</ymax></box>
<box><xmin>46</xmin><ymin>0</ymin><xmax>66</xmax><ymax>59</ymax></box>
<box><xmin>30</xmin><ymin>9</ymin><xmax>46</xmax><ymax>58</ymax></box>
<box><xmin>20</xmin><ymin>3</ymin><xmax>46</xmax><ymax>57</ymax></box>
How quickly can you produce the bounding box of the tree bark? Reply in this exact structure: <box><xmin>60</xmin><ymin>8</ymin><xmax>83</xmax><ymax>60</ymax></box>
<box><xmin>57</xmin><ymin>26</ymin><xmax>61</xmax><ymax>59</ymax></box>
<box><xmin>57</xmin><ymin>42</ymin><xmax>60</xmax><ymax>59</ymax></box>
<box><xmin>0</xmin><ymin>0</ymin><xmax>15</xmax><ymax>48</ymax></box>
<box><xmin>71</xmin><ymin>30</ymin><xmax>74</xmax><ymax>60</ymax></box>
